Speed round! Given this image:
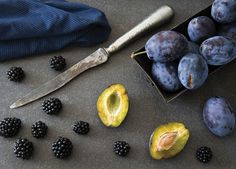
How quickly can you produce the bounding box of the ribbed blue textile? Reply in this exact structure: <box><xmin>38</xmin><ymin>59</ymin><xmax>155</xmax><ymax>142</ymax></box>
<box><xmin>0</xmin><ymin>0</ymin><xmax>111</xmax><ymax>60</ymax></box>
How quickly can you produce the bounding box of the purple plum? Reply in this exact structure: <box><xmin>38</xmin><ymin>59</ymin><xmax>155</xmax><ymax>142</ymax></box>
<box><xmin>178</xmin><ymin>53</ymin><xmax>208</xmax><ymax>90</ymax></box>
<box><xmin>200</xmin><ymin>36</ymin><xmax>236</xmax><ymax>65</ymax></box>
<box><xmin>145</xmin><ymin>31</ymin><xmax>188</xmax><ymax>62</ymax></box>
<box><xmin>218</xmin><ymin>21</ymin><xmax>236</xmax><ymax>41</ymax></box>
<box><xmin>211</xmin><ymin>0</ymin><xmax>236</xmax><ymax>23</ymax></box>
<box><xmin>188</xmin><ymin>16</ymin><xmax>216</xmax><ymax>42</ymax></box>
<box><xmin>203</xmin><ymin>96</ymin><xmax>235</xmax><ymax>137</ymax></box>
<box><xmin>152</xmin><ymin>62</ymin><xmax>182</xmax><ymax>92</ymax></box>
<box><xmin>187</xmin><ymin>41</ymin><xmax>200</xmax><ymax>54</ymax></box>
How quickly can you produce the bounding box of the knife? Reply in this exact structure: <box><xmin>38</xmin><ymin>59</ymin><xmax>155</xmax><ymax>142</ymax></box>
<box><xmin>10</xmin><ymin>5</ymin><xmax>174</xmax><ymax>109</ymax></box>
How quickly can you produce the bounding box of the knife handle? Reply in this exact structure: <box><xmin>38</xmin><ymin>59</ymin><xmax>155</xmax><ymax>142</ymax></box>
<box><xmin>105</xmin><ymin>5</ymin><xmax>174</xmax><ymax>54</ymax></box>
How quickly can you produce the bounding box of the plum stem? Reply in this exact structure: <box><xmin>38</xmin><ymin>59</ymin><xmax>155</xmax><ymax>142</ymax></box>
<box><xmin>131</xmin><ymin>51</ymin><xmax>147</xmax><ymax>58</ymax></box>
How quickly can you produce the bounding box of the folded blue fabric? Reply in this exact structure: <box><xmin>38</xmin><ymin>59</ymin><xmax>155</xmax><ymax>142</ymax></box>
<box><xmin>0</xmin><ymin>0</ymin><xmax>111</xmax><ymax>60</ymax></box>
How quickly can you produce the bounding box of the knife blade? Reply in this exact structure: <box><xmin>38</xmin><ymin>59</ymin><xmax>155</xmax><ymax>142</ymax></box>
<box><xmin>10</xmin><ymin>5</ymin><xmax>174</xmax><ymax>109</ymax></box>
<box><xmin>10</xmin><ymin>48</ymin><xmax>109</xmax><ymax>109</ymax></box>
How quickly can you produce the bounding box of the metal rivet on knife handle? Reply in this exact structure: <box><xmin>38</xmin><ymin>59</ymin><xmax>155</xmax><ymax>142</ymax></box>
<box><xmin>10</xmin><ymin>5</ymin><xmax>174</xmax><ymax>109</ymax></box>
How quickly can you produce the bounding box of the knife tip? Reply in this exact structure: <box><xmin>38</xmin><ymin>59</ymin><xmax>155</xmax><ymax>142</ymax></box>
<box><xmin>10</xmin><ymin>103</ymin><xmax>17</xmax><ymax>109</ymax></box>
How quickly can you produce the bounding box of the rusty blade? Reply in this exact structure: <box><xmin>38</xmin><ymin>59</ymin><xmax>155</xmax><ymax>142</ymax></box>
<box><xmin>10</xmin><ymin>48</ymin><xmax>109</xmax><ymax>109</ymax></box>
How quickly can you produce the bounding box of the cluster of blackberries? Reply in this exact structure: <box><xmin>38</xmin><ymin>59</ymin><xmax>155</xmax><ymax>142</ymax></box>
<box><xmin>1</xmin><ymin>98</ymin><xmax>92</xmax><ymax>160</ymax></box>
<box><xmin>41</xmin><ymin>98</ymin><xmax>91</xmax><ymax>134</ymax></box>
<box><xmin>3</xmin><ymin>57</ymin><xmax>135</xmax><ymax>160</ymax></box>
<box><xmin>0</xmin><ymin>118</ymin><xmax>48</xmax><ymax>140</ymax></box>
<box><xmin>50</xmin><ymin>118</ymin><xmax>92</xmax><ymax>159</ymax></box>
<box><xmin>13</xmin><ymin>136</ymin><xmax>74</xmax><ymax>160</ymax></box>
<box><xmin>0</xmin><ymin>116</ymin><xmax>132</xmax><ymax>159</ymax></box>
<box><xmin>6</xmin><ymin>56</ymin><xmax>66</xmax><ymax>82</ymax></box>
<box><xmin>0</xmin><ymin>118</ymin><xmax>49</xmax><ymax>159</ymax></box>
<box><xmin>0</xmin><ymin>116</ymin><xmax>93</xmax><ymax>159</ymax></box>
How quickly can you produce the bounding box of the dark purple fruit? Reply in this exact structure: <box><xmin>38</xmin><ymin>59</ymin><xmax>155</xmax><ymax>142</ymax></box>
<box><xmin>218</xmin><ymin>21</ymin><xmax>236</xmax><ymax>41</ymax></box>
<box><xmin>188</xmin><ymin>16</ymin><xmax>216</xmax><ymax>42</ymax></box>
<box><xmin>200</xmin><ymin>36</ymin><xmax>236</xmax><ymax>65</ymax></box>
<box><xmin>203</xmin><ymin>96</ymin><xmax>235</xmax><ymax>137</ymax></box>
<box><xmin>187</xmin><ymin>41</ymin><xmax>200</xmax><ymax>54</ymax></box>
<box><xmin>145</xmin><ymin>31</ymin><xmax>188</xmax><ymax>62</ymax></box>
<box><xmin>152</xmin><ymin>62</ymin><xmax>182</xmax><ymax>92</ymax></box>
<box><xmin>178</xmin><ymin>53</ymin><xmax>208</xmax><ymax>90</ymax></box>
<box><xmin>211</xmin><ymin>0</ymin><xmax>236</xmax><ymax>23</ymax></box>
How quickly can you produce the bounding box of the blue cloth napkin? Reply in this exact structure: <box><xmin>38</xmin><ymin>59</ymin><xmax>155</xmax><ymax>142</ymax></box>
<box><xmin>0</xmin><ymin>0</ymin><xmax>111</xmax><ymax>60</ymax></box>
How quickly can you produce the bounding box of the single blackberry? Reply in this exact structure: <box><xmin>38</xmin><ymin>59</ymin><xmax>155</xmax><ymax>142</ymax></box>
<box><xmin>31</xmin><ymin>121</ymin><xmax>48</xmax><ymax>138</ymax></box>
<box><xmin>196</xmin><ymin>146</ymin><xmax>212</xmax><ymax>163</ymax></box>
<box><xmin>50</xmin><ymin>56</ymin><xmax>66</xmax><ymax>71</ymax></box>
<box><xmin>13</xmin><ymin>138</ymin><xmax>33</xmax><ymax>160</ymax></box>
<box><xmin>52</xmin><ymin>137</ymin><xmax>73</xmax><ymax>159</ymax></box>
<box><xmin>73</xmin><ymin>121</ymin><xmax>90</xmax><ymax>135</ymax></box>
<box><xmin>6</xmin><ymin>67</ymin><xmax>25</xmax><ymax>82</ymax></box>
<box><xmin>113</xmin><ymin>141</ymin><xmax>130</xmax><ymax>157</ymax></box>
<box><xmin>0</xmin><ymin>117</ymin><xmax>22</xmax><ymax>137</ymax></box>
<box><xmin>42</xmin><ymin>98</ymin><xmax>62</xmax><ymax>115</ymax></box>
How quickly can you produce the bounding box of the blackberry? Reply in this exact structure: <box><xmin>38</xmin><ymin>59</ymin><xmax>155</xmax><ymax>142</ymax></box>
<box><xmin>52</xmin><ymin>137</ymin><xmax>73</xmax><ymax>159</ymax></box>
<box><xmin>73</xmin><ymin>121</ymin><xmax>90</xmax><ymax>135</ymax></box>
<box><xmin>196</xmin><ymin>146</ymin><xmax>212</xmax><ymax>163</ymax></box>
<box><xmin>6</xmin><ymin>67</ymin><xmax>25</xmax><ymax>82</ymax></box>
<box><xmin>113</xmin><ymin>141</ymin><xmax>130</xmax><ymax>157</ymax></box>
<box><xmin>0</xmin><ymin>117</ymin><xmax>21</xmax><ymax>137</ymax></box>
<box><xmin>50</xmin><ymin>56</ymin><xmax>66</xmax><ymax>71</ymax></box>
<box><xmin>13</xmin><ymin>138</ymin><xmax>33</xmax><ymax>160</ymax></box>
<box><xmin>31</xmin><ymin>121</ymin><xmax>48</xmax><ymax>138</ymax></box>
<box><xmin>42</xmin><ymin>98</ymin><xmax>62</xmax><ymax>115</ymax></box>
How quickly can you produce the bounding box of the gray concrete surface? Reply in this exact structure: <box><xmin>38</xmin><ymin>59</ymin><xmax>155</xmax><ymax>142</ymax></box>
<box><xmin>0</xmin><ymin>0</ymin><xmax>235</xmax><ymax>169</ymax></box>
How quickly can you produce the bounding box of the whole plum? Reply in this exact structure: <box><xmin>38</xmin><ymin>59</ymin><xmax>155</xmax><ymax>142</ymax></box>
<box><xmin>187</xmin><ymin>41</ymin><xmax>200</xmax><ymax>54</ymax></box>
<box><xmin>145</xmin><ymin>31</ymin><xmax>188</xmax><ymax>62</ymax></box>
<box><xmin>178</xmin><ymin>53</ymin><xmax>208</xmax><ymax>90</ymax></box>
<box><xmin>218</xmin><ymin>21</ymin><xmax>236</xmax><ymax>41</ymax></box>
<box><xmin>203</xmin><ymin>96</ymin><xmax>235</xmax><ymax>137</ymax></box>
<box><xmin>211</xmin><ymin>0</ymin><xmax>236</xmax><ymax>23</ymax></box>
<box><xmin>152</xmin><ymin>62</ymin><xmax>182</xmax><ymax>92</ymax></box>
<box><xmin>200</xmin><ymin>36</ymin><xmax>236</xmax><ymax>65</ymax></box>
<box><xmin>188</xmin><ymin>16</ymin><xmax>216</xmax><ymax>42</ymax></box>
